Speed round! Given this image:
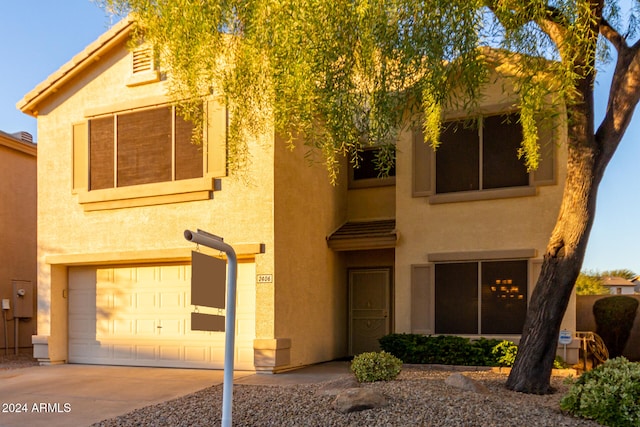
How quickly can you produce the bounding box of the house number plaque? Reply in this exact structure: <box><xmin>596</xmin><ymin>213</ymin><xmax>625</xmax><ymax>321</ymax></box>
<box><xmin>257</xmin><ymin>274</ymin><xmax>273</xmax><ymax>283</ymax></box>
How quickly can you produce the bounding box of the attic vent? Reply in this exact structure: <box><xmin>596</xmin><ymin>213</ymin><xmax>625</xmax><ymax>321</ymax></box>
<box><xmin>126</xmin><ymin>47</ymin><xmax>161</xmax><ymax>87</ymax></box>
<box><xmin>11</xmin><ymin>131</ymin><xmax>33</xmax><ymax>143</ymax></box>
<box><xmin>132</xmin><ymin>47</ymin><xmax>154</xmax><ymax>74</ymax></box>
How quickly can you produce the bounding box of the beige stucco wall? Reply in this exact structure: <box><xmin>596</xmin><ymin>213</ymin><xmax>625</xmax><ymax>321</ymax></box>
<box><xmin>0</xmin><ymin>135</ymin><xmax>37</xmax><ymax>350</ymax></box>
<box><xmin>347</xmin><ymin>185</ymin><xmax>395</xmax><ymax>220</ymax></box>
<box><xmin>272</xmin><ymin>138</ymin><xmax>349</xmax><ymax>368</ymax></box>
<box><xmin>32</xmin><ymin>37</ymin><xmax>277</xmax><ymax>364</ymax></box>
<box><xmin>393</xmin><ymin>77</ymin><xmax>576</xmax><ymax>349</ymax></box>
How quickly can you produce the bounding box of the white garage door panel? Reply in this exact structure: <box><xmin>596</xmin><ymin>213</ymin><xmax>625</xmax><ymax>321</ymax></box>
<box><xmin>68</xmin><ymin>262</ymin><xmax>256</xmax><ymax>369</ymax></box>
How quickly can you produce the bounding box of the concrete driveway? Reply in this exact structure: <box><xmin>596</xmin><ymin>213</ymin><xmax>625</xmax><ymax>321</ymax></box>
<box><xmin>0</xmin><ymin>361</ymin><xmax>351</xmax><ymax>427</ymax></box>
<box><xmin>0</xmin><ymin>364</ymin><xmax>253</xmax><ymax>427</ymax></box>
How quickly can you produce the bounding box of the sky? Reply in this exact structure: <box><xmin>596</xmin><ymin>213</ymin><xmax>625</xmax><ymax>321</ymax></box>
<box><xmin>0</xmin><ymin>1</ymin><xmax>638</xmax><ymax>276</ymax></box>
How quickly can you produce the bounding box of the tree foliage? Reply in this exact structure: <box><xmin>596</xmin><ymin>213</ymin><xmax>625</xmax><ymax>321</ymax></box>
<box><xmin>576</xmin><ymin>269</ymin><xmax>638</xmax><ymax>295</ymax></box>
<box><xmin>576</xmin><ymin>271</ymin><xmax>610</xmax><ymax>295</ymax></box>
<box><xmin>101</xmin><ymin>0</ymin><xmax>585</xmax><ymax>180</ymax></box>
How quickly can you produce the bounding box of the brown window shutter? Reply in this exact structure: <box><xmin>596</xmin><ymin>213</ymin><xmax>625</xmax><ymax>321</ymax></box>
<box><xmin>412</xmin><ymin>129</ymin><xmax>434</xmax><ymax>197</ymax></box>
<box><xmin>532</xmin><ymin>123</ymin><xmax>556</xmax><ymax>185</ymax></box>
<box><xmin>117</xmin><ymin>107</ymin><xmax>172</xmax><ymax>187</ymax></box>
<box><xmin>72</xmin><ymin>122</ymin><xmax>88</xmax><ymax>192</ymax></box>
<box><xmin>175</xmin><ymin>109</ymin><xmax>204</xmax><ymax>180</ymax></box>
<box><xmin>206</xmin><ymin>100</ymin><xmax>227</xmax><ymax>177</ymax></box>
<box><xmin>89</xmin><ymin>116</ymin><xmax>115</xmax><ymax>190</ymax></box>
<box><xmin>411</xmin><ymin>265</ymin><xmax>432</xmax><ymax>334</ymax></box>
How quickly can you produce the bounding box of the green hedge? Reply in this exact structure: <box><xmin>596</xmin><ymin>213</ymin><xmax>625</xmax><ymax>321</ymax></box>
<box><xmin>378</xmin><ymin>333</ymin><xmax>503</xmax><ymax>366</ymax></box>
<box><xmin>594</xmin><ymin>296</ymin><xmax>639</xmax><ymax>358</ymax></box>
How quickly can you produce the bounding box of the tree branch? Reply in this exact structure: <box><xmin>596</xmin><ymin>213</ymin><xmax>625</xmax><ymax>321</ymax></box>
<box><xmin>600</xmin><ymin>17</ymin><xmax>627</xmax><ymax>52</ymax></box>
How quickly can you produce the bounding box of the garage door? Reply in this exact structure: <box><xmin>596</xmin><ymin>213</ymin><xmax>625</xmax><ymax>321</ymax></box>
<box><xmin>68</xmin><ymin>262</ymin><xmax>256</xmax><ymax>369</ymax></box>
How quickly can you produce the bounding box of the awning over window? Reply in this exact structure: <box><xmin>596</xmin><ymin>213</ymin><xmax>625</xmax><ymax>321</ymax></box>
<box><xmin>327</xmin><ymin>219</ymin><xmax>397</xmax><ymax>251</ymax></box>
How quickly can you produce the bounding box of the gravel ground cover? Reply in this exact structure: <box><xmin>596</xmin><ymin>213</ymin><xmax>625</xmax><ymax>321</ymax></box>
<box><xmin>92</xmin><ymin>366</ymin><xmax>601</xmax><ymax>427</ymax></box>
<box><xmin>0</xmin><ymin>350</ymin><xmax>39</xmax><ymax>370</ymax></box>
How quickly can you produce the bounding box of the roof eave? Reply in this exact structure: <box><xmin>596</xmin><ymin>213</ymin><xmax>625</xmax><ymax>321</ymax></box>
<box><xmin>0</xmin><ymin>132</ymin><xmax>37</xmax><ymax>156</ymax></box>
<box><xmin>17</xmin><ymin>17</ymin><xmax>134</xmax><ymax>117</ymax></box>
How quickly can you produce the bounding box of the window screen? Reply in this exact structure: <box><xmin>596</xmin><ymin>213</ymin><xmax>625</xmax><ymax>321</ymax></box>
<box><xmin>436</xmin><ymin>120</ymin><xmax>479</xmax><ymax>193</ymax></box>
<box><xmin>480</xmin><ymin>260</ymin><xmax>528</xmax><ymax>334</ymax></box>
<box><xmin>435</xmin><ymin>262</ymin><xmax>478</xmax><ymax>334</ymax></box>
<box><xmin>175</xmin><ymin>110</ymin><xmax>203</xmax><ymax>180</ymax></box>
<box><xmin>117</xmin><ymin>107</ymin><xmax>172</xmax><ymax>187</ymax></box>
<box><xmin>435</xmin><ymin>260</ymin><xmax>528</xmax><ymax>335</ymax></box>
<box><xmin>482</xmin><ymin>114</ymin><xmax>529</xmax><ymax>189</ymax></box>
<box><xmin>89</xmin><ymin>116</ymin><xmax>115</xmax><ymax>190</ymax></box>
<box><xmin>436</xmin><ymin>113</ymin><xmax>528</xmax><ymax>194</ymax></box>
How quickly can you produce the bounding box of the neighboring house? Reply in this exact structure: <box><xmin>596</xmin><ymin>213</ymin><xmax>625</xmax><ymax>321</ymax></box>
<box><xmin>603</xmin><ymin>276</ymin><xmax>637</xmax><ymax>295</ymax></box>
<box><xmin>18</xmin><ymin>18</ymin><xmax>575</xmax><ymax>370</ymax></box>
<box><xmin>0</xmin><ymin>130</ymin><xmax>37</xmax><ymax>352</ymax></box>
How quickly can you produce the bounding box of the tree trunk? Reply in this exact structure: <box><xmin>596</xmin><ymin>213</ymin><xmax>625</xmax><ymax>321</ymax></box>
<box><xmin>505</xmin><ymin>33</ymin><xmax>640</xmax><ymax>391</ymax></box>
<box><xmin>506</xmin><ymin>79</ymin><xmax>603</xmax><ymax>394</ymax></box>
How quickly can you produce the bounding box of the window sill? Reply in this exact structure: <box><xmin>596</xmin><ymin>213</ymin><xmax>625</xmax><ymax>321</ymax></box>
<box><xmin>428</xmin><ymin>186</ymin><xmax>536</xmax><ymax>204</ymax></box>
<box><xmin>348</xmin><ymin>176</ymin><xmax>396</xmax><ymax>189</ymax></box>
<box><xmin>77</xmin><ymin>177</ymin><xmax>217</xmax><ymax>211</ymax></box>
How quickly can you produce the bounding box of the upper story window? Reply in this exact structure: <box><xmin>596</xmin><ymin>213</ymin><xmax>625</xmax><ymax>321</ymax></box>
<box><xmin>89</xmin><ymin>106</ymin><xmax>202</xmax><ymax>190</ymax></box>
<box><xmin>72</xmin><ymin>100</ymin><xmax>227</xmax><ymax>211</ymax></box>
<box><xmin>412</xmin><ymin>110</ymin><xmax>556</xmax><ymax>203</ymax></box>
<box><xmin>436</xmin><ymin>113</ymin><xmax>529</xmax><ymax>194</ymax></box>
<box><xmin>349</xmin><ymin>147</ymin><xmax>396</xmax><ymax>189</ymax></box>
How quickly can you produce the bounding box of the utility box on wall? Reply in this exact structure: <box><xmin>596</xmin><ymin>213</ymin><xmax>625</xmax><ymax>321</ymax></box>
<box><xmin>12</xmin><ymin>280</ymin><xmax>33</xmax><ymax>318</ymax></box>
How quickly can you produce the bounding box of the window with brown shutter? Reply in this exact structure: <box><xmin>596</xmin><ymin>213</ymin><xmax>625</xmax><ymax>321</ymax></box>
<box><xmin>88</xmin><ymin>105</ymin><xmax>204</xmax><ymax>190</ymax></box>
<box><xmin>78</xmin><ymin>100</ymin><xmax>226</xmax><ymax>211</ymax></box>
<box><xmin>436</xmin><ymin>113</ymin><xmax>528</xmax><ymax>194</ymax></box>
<box><xmin>434</xmin><ymin>260</ymin><xmax>528</xmax><ymax>335</ymax></box>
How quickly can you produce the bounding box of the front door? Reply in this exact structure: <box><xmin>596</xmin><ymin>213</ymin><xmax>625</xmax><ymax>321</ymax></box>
<box><xmin>349</xmin><ymin>268</ymin><xmax>391</xmax><ymax>355</ymax></box>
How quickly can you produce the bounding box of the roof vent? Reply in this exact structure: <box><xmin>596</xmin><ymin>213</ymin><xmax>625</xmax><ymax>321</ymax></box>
<box><xmin>132</xmin><ymin>47</ymin><xmax>154</xmax><ymax>74</ymax></box>
<box><xmin>126</xmin><ymin>46</ymin><xmax>160</xmax><ymax>87</ymax></box>
<box><xmin>11</xmin><ymin>131</ymin><xmax>33</xmax><ymax>144</ymax></box>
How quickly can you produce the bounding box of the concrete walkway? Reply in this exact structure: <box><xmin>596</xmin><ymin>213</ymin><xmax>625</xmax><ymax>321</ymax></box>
<box><xmin>0</xmin><ymin>362</ymin><xmax>350</xmax><ymax>427</ymax></box>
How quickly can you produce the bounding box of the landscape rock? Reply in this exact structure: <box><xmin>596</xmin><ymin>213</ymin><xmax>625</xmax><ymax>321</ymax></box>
<box><xmin>316</xmin><ymin>375</ymin><xmax>360</xmax><ymax>396</ymax></box>
<box><xmin>332</xmin><ymin>387</ymin><xmax>388</xmax><ymax>413</ymax></box>
<box><xmin>444</xmin><ymin>372</ymin><xmax>489</xmax><ymax>393</ymax></box>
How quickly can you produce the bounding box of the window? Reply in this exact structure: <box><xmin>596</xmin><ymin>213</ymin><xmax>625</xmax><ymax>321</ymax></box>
<box><xmin>89</xmin><ymin>106</ymin><xmax>202</xmax><ymax>190</ymax></box>
<box><xmin>436</xmin><ymin>113</ymin><xmax>529</xmax><ymax>194</ymax></box>
<box><xmin>434</xmin><ymin>260</ymin><xmax>527</xmax><ymax>334</ymax></box>
<box><xmin>73</xmin><ymin>100</ymin><xmax>227</xmax><ymax>210</ymax></box>
<box><xmin>349</xmin><ymin>147</ymin><xmax>396</xmax><ymax>188</ymax></box>
<box><xmin>412</xmin><ymin>110</ymin><xmax>556</xmax><ymax>201</ymax></box>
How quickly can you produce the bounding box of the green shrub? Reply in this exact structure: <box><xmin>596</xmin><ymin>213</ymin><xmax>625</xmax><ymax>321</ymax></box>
<box><xmin>593</xmin><ymin>296</ymin><xmax>639</xmax><ymax>358</ymax></box>
<box><xmin>379</xmin><ymin>334</ymin><xmax>502</xmax><ymax>366</ymax></box>
<box><xmin>351</xmin><ymin>351</ymin><xmax>403</xmax><ymax>382</ymax></box>
<box><xmin>492</xmin><ymin>340</ymin><xmax>518</xmax><ymax>367</ymax></box>
<box><xmin>560</xmin><ymin>357</ymin><xmax>640</xmax><ymax>427</ymax></box>
<box><xmin>491</xmin><ymin>340</ymin><xmax>567</xmax><ymax>369</ymax></box>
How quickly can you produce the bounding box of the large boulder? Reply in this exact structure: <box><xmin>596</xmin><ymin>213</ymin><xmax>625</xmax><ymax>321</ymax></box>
<box><xmin>332</xmin><ymin>388</ymin><xmax>388</xmax><ymax>413</ymax></box>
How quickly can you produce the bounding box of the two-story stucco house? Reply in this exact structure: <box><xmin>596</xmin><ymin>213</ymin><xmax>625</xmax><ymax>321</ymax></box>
<box><xmin>0</xmin><ymin>130</ymin><xmax>37</xmax><ymax>352</ymax></box>
<box><xmin>18</xmin><ymin>18</ymin><xmax>576</xmax><ymax>371</ymax></box>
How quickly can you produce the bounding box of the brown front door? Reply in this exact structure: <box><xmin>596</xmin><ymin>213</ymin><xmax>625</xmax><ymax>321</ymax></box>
<box><xmin>349</xmin><ymin>268</ymin><xmax>391</xmax><ymax>355</ymax></box>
